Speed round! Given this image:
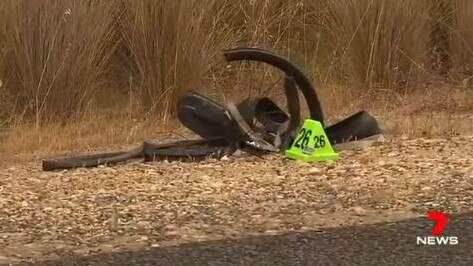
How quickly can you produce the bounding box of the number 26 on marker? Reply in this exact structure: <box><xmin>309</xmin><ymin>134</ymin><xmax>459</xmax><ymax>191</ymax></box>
<box><xmin>293</xmin><ymin>128</ymin><xmax>326</xmax><ymax>150</ymax></box>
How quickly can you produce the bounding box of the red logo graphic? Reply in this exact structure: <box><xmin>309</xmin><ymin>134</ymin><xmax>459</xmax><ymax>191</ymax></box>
<box><xmin>427</xmin><ymin>211</ymin><xmax>449</xmax><ymax>235</ymax></box>
<box><xmin>416</xmin><ymin>211</ymin><xmax>457</xmax><ymax>245</ymax></box>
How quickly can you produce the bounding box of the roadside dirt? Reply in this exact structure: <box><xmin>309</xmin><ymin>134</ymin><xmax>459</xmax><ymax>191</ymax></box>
<box><xmin>0</xmin><ymin>135</ymin><xmax>472</xmax><ymax>264</ymax></box>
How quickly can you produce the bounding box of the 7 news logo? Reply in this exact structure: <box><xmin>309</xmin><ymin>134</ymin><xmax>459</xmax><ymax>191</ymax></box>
<box><xmin>416</xmin><ymin>211</ymin><xmax>459</xmax><ymax>245</ymax></box>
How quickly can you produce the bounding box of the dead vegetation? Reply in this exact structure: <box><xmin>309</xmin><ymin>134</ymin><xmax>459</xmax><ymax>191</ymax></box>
<box><xmin>0</xmin><ymin>0</ymin><xmax>472</xmax><ymax>156</ymax></box>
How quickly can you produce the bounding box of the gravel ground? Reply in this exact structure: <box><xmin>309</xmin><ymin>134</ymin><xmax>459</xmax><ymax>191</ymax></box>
<box><xmin>0</xmin><ymin>135</ymin><xmax>472</xmax><ymax>265</ymax></box>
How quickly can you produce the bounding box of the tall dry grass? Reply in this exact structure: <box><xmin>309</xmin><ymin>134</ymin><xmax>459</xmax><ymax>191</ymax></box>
<box><xmin>0</xmin><ymin>2</ymin><xmax>7</xmax><ymax>126</ymax></box>
<box><xmin>306</xmin><ymin>0</ymin><xmax>435</xmax><ymax>90</ymax></box>
<box><xmin>449</xmin><ymin>0</ymin><xmax>473</xmax><ymax>85</ymax></box>
<box><xmin>114</xmin><ymin>0</ymin><xmax>241</xmax><ymax>119</ymax></box>
<box><xmin>1</xmin><ymin>0</ymin><xmax>117</xmax><ymax>126</ymax></box>
<box><xmin>1</xmin><ymin>0</ymin><xmax>471</xmax><ymax>121</ymax></box>
<box><xmin>0</xmin><ymin>0</ymin><xmax>472</xmax><ymax>157</ymax></box>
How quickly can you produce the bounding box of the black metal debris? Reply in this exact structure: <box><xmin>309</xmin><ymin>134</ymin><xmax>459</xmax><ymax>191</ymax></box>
<box><xmin>42</xmin><ymin>48</ymin><xmax>381</xmax><ymax>171</ymax></box>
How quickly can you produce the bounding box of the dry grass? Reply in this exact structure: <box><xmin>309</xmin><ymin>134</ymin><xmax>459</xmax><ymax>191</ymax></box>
<box><xmin>307</xmin><ymin>0</ymin><xmax>433</xmax><ymax>90</ymax></box>
<box><xmin>0</xmin><ymin>111</ymin><xmax>182</xmax><ymax>163</ymax></box>
<box><xmin>449</xmin><ymin>0</ymin><xmax>473</xmax><ymax>84</ymax></box>
<box><xmin>1</xmin><ymin>0</ymin><xmax>117</xmax><ymax>125</ymax></box>
<box><xmin>0</xmin><ymin>0</ymin><xmax>472</xmax><ymax>158</ymax></box>
<box><xmin>115</xmin><ymin>0</ymin><xmax>239</xmax><ymax>119</ymax></box>
<box><xmin>1</xmin><ymin>85</ymin><xmax>471</xmax><ymax>160</ymax></box>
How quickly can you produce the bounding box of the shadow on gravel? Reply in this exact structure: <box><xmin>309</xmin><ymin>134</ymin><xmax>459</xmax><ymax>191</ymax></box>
<box><xmin>22</xmin><ymin>211</ymin><xmax>473</xmax><ymax>266</ymax></box>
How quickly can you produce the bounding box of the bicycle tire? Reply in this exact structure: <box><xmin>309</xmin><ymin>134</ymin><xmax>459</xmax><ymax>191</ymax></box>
<box><xmin>223</xmin><ymin>47</ymin><xmax>325</xmax><ymax>126</ymax></box>
<box><xmin>42</xmin><ymin>147</ymin><xmax>144</xmax><ymax>171</ymax></box>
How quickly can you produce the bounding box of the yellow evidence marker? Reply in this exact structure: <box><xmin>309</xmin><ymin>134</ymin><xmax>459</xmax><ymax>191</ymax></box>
<box><xmin>285</xmin><ymin>119</ymin><xmax>339</xmax><ymax>162</ymax></box>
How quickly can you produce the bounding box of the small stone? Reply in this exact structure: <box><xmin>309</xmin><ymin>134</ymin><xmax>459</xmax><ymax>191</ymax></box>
<box><xmin>308</xmin><ymin>167</ymin><xmax>321</xmax><ymax>174</ymax></box>
<box><xmin>351</xmin><ymin>206</ymin><xmax>369</xmax><ymax>216</ymax></box>
<box><xmin>424</xmin><ymin>202</ymin><xmax>440</xmax><ymax>207</ymax></box>
<box><xmin>136</xmin><ymin>221</ymin><xmax>150</xmax><ymax>228</ymax></box>
<box><xmin>296</xmin><ymin>160</ymin><xmax>310</xmax><ymax>167</ymax></box>
<box><xmin>264</xmin><ymin>230</ymin><xmax>278</xmax><ymax>235</ymax></box>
